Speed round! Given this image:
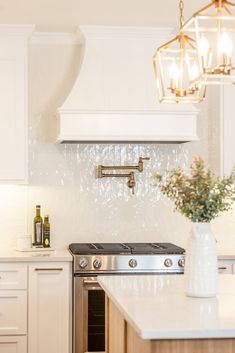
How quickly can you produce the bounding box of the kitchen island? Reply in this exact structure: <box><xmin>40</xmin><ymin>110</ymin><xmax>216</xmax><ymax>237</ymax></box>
<box><xmin>98</xmin><ymin>275</ymin><xmax>235</xmax><ymax>353</ymax></box>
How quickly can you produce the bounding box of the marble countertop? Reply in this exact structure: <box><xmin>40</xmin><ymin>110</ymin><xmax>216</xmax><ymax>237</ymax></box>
<box><xmin>98</xmin><ymin>274</ymin><xmax>235</xmax><ymax>340</ymax></box>
<box><xmin>0</xmin><ymin>248</ymin><xmax>72</xmax><ymax>262</ymax></box>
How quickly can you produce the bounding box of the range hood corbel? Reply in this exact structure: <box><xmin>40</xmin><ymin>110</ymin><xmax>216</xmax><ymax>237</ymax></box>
<box><xmin>57</xmin><ymin>26</ymin><xmax>199</xmax><ymax>143</ymax></box>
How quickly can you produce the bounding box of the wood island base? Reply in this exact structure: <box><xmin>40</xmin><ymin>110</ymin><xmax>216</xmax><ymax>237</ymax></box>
<box><xmin>106</xmin><ymin>297</ymin><xmax>235</xmax><ymax>353</ymax></box>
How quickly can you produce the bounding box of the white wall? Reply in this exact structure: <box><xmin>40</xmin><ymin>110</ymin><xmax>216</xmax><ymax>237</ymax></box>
<box><xmin>0</xmin><ymin>39</ymin><xmax>234</xmax><ymax>251</ymax></box>
<box><xmin>0</xmin><ymin>186</ymin><xmax>28</xmax><ymax>249</ymax></box>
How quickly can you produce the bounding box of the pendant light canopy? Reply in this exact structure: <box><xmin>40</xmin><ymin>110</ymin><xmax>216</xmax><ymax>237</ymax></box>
<box><xmin>183</xmin><ymin>0</ymin><xmax>235</xmax><ymax>85</ymax></box>
<box><xmin>153</xmin><ymin>0</ymin><xmax>206</xmax><ymax>103</ymax></box>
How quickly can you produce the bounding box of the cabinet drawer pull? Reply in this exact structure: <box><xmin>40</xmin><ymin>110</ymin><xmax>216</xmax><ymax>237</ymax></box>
<box><xmin>218</xmin><ymin>266</ymin><xmax>227</xmax><ymax>270</ymax></box>
<box><xmin>34</xmin><ymin>268</ymin><xmax>63</xmax><ymax>271</ymax></box>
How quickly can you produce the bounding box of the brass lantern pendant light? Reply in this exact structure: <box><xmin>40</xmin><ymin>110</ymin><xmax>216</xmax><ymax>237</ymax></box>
<box><xmin>153</xmin><ymin>0</ymin><xmax>206</xmax><ymax>103</ymax></box>
<box><xmin>183</xmin><ymin>0</ymin><xmax>235</xmax><ymax>85</ymax></box>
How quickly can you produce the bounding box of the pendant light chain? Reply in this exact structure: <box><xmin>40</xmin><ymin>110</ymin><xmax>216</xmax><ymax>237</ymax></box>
<box><xmin>179</xmin><ymin>0</ymin><xmax>185</xmax><ymax>29</ymax></box>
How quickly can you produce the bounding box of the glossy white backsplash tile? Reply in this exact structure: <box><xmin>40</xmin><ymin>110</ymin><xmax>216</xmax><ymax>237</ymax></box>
<box><xmin>27</xmin><ymin>142</ymin><xmax>193</xmax><ymax>248</ymax></box>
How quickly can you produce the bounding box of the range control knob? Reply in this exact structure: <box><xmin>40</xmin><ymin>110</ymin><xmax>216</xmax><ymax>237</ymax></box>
<box><xmin>178</xmin><ymin>258</ymin><xmax>185</xmax><ymax>268</ymax></box>
<box><xmin>79</xmin><ymin>257</ymin><xmax>88</xmax><ymax>269</ymax></box>
<box><xmin>129</xmin><ymin>259</ymin><xmax>138</xmax><ymax>268</ymax></box>
<box><xmin>93</xmin><ymin>258</ymin><xmax>102</xmax><ymax>269</ymax></box>
<box><xmin>164</xmin><ymin>258</ymin><xmax>173</xmax><ymax>268</ymax></box>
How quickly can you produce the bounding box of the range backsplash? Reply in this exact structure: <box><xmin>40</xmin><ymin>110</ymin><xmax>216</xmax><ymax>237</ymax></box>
<box><xmin>26</xmin><ymin>142</ymin><xmax>194</xmax><ymax>248</ymax></box>
<box><xmin>26</xmin><ymin>141</ymin><xmax>235</xmax><ymax>250</ymax></box>
<box><xmin>1</xmin><ymin>141</ymin><xmax>234</xmax><ymax>251</ymax></box>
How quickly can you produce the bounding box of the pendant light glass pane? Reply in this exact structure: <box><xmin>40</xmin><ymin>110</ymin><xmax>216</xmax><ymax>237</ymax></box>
<box><xmin>183</xmin><ymin>0</ymin><xmax>235</xmax><ymax>85</ymax></box>
<box><xmin>153</xmin><ymin>34</ymin><xmax>206</xmax><ymax>103</ymax></box>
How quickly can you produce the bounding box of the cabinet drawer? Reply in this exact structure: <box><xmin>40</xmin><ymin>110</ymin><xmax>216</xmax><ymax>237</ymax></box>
<box><xmin>0</xmin><ymin>290</ymin><xmax>27</xmax><ymax>335</ymax></box>
<box><xmin>0</xmin><ymin>335</ymin><xmax>27</xmax><ymax>353</ymax></box>
<box><xmin>0</xmin><ymin>263</ymin><xmax>27</xmax><ymax>289</ymax></box>
<box><xmin>218</xmin><ymin>261</ymin><xmax>233</xmax><ymax>274</ymax></box>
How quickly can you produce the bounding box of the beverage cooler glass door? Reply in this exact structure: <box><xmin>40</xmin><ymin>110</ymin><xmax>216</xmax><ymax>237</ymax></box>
<box><xmin>74</xmin><ymin>276</ymin><xmax>105</xmax><ymax>353</ymax></box>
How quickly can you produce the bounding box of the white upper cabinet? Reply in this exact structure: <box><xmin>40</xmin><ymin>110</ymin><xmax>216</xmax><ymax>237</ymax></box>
<box><xmin>208</xmin><ymin>85</ymin><xmax>235</xmax><ymax>176</ymax></box>
<box><xmin>221</xmin><ymin>85</ymin><xmax>235</xmax><ymax>175</ymax></box>
<box><xmin>0</xmin><ymin>25</ymin><xmax>34</xmax><ymax>183</ymax></box>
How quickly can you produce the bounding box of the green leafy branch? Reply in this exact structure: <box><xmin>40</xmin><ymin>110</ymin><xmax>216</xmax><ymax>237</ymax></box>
<box><xmin>154</xmin><ymin>157</ymin><xmax>235</xmax><ymax>222</ymax></box>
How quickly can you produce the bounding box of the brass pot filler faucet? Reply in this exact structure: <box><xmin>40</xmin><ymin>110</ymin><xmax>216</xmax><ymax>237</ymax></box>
<box><xmin>97</xmin><ymin>157</ymin><xmax>150</xmax><ymax>194</ymax></box>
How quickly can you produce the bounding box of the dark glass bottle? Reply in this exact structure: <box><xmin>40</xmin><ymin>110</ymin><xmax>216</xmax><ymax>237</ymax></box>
<box><xmin>33</xmin><ymin>205</ymin><xmax>43</xmax><ymax>246</ymax></box>
<box><xmin>43</xmin><ymin>215</ymin><xmax>50</xmax><ymax>248</ymax></box>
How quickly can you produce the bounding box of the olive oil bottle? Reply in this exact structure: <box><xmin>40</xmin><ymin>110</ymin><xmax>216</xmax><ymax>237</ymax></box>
<box><xmin>33</xmin><ymin>205</ymin><xmax>43</xmax><ymax>246</ymax></box>
<box><xmin>43</xmin><ymin>215</ymin><xmax>50</xmax><ymax>248</ymax></box>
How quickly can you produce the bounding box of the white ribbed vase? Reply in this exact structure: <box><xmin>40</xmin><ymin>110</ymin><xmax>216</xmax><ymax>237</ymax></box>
<box><xmin>184</xmin><ymin>222</ymin><xmax>218</xmax><ymax>298</ymax></box>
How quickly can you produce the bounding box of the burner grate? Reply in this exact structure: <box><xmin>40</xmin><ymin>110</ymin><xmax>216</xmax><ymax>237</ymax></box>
<box><xmin>69</xmin><ymin>242</ymin><xmax>185</xmax><ymax>255</ymax></box>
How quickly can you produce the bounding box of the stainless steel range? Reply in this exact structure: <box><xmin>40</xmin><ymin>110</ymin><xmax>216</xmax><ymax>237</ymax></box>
<box><xmin>69</xmin><ymin>242</ymin><xmax>185</xmax><ymax>353</ymax></box>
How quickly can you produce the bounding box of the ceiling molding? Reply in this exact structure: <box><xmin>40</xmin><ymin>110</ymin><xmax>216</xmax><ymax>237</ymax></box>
<box><xmin>78</xmin><ymin>25</ymin><xmax>174</xmax><ymax>40</ymax></box>
<box><xmin>30</xmin><ymin>31</ymin><xmax>82</xmax><ymax>45</ymax></box>
<box><xmin>30</xmin><ymin>26</ymin><xmax>174</xmax><ymax>45</ymax></box>
<box><xmin>0</xmin><ymin>25</ymin><xmax>35</xmax><ymax>37</ymax></box>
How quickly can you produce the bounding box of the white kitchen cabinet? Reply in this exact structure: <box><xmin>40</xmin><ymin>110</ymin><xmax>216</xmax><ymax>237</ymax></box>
<box><xmin>0</xmin><ymin>26</ymin><xmax>33</xmax><ymax>183</ymax></box>
<box><xmin>28</xmin><ymin>262</ymin><xmax>71</xmax><ymax>353</ymax></box>
<box><xmin>221</xmin><ymin>86</ymin><xmax>235</xmax><ymax>175</ymax></box>
<box><xmin>218</xmin><ymin>259</ymin><xmax>235</xmax><ymax>274</ymax></box>
<box><xmin>0</xmin><ymin>290</ymin><xmax>27</xmax><ymax>335</ymax></box>
<box><xmin>0</xmin><ymin>263</ymin><xmax>27</xmax><ymax>290</ymax></box>
<box><xmin>209</xmin><ymin>85</ymin><xmax>235</xmax><ymax>176</ymax></box>
<box><xmin>0</xmin><ymin>336</ymin><xmax>27</xmax><ymax>353</ymax></box>
<box><xmin>0</xmin><ymin>262</ymin><xmax>28</xmax><ymax>353</ymax></box>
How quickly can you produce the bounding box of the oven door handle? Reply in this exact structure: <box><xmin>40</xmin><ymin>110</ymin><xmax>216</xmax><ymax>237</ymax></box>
<box><xmin>81</xmin><ymin>278</ymin><xmax>101</xmax><ymax>290</ymax></box>
<box><xmin>83</xmin><ymin>279</ymin><xmax>99</xmax><ymax>285</ymax></box>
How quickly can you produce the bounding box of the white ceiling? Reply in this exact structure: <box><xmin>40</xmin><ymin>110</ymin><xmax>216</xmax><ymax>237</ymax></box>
<box><xmin>0</xmin><ymin>0</ymin><xmax>207</xmax><ymax>31</ymax></box>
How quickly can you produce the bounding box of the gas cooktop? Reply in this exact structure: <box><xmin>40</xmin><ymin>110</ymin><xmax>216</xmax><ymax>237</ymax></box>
<box><xmin>69</xmin><ymin>242</ymin><xmax>185</xmax><ymax>255</ymax></box>
<box><xmin>69</xmin><ymin>242</ymin><xmax>185</xmax><ymax>273</ymax></box>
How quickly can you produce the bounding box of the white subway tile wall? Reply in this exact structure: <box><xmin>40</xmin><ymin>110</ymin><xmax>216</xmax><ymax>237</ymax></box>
<box><xmin>27</xmin><ymin>143</ymin><xmax>192</xmax><ymax>248</ymax></box>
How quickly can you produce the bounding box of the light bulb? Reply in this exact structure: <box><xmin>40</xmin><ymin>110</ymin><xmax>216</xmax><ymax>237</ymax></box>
<box><xmin>169</xmin><ymin>61</ymin><xmax>180</xmax><ymax>80</ymax></box>
<box><xmin>190</xmin><ymin>61</ymin><xmax>199</xmax><ymax>81</ymax></box>
<box><xmin>169</xmin><ymin>61</ymin><xmax>180</xmax><ymax>90</ymax></box>
<box><xmin>217</xmin><ymin>30</ymin><xmax>233</xmax><ymax>57</ymax></box>
<box><xmin>198</xmin><ymin>35</ymin><xmax>209</xmax><ymax>57</ymax></box>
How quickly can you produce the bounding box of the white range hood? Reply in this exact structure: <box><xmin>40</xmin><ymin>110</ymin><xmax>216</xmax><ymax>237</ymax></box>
<box><xmin>57</xmin><ymin>26</ymin><xmax>199</xmax><ymax>143</ymax></box>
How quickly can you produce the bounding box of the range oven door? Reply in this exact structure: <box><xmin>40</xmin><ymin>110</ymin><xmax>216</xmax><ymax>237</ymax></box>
<box><xmin>74</xmin><ymin>276</ymin><xmax>105</xmax><ymax>353</ymax></box>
